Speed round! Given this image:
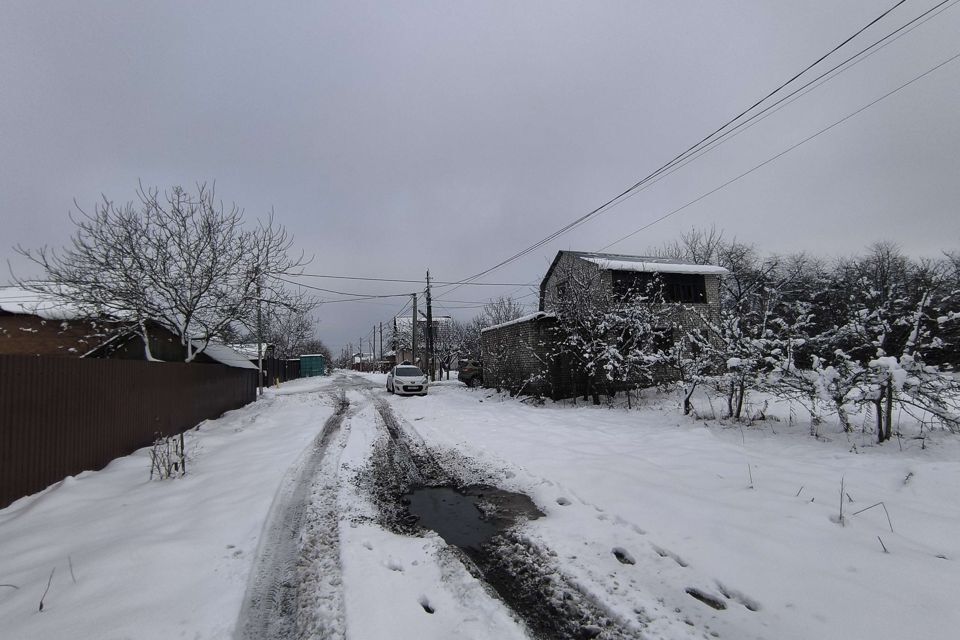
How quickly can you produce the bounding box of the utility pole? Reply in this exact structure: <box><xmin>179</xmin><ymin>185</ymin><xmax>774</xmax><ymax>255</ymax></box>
<box><xmin>410</xmin><ymin>293</ymin><xmax>418</xmax><ymax>367</ymax></box>
<box><xmin>379</xmin><ymin>322</ymin><xmax>383</xmax><ymax>368</ymax></box>
<box><xmin>256</xmin><ymin>266</ymin><xmax>264</xmax><ymax>398</ymax></box>
<box><xmin>425</xmin><ymin>270</ymin><xmax>434</xmax><ymax>381</ymax></box>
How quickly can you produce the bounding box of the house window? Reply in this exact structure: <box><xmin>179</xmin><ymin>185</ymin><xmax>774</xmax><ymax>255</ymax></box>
<box><xmin>612</xmin><ymin>271</ymin><xmax>706</xmax><ymax>303</ymax></box>
<box><xmin>665</xmin><ymin>275</ymin><xmax>706</xmax><ymax>303</ymax></box>
<box><xmin>555</xmin><ymin>280</ymin><xmax>568</xmax><ymax>301</ymax></box>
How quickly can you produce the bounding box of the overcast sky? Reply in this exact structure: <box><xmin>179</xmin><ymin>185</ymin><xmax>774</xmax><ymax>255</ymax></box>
<box><xmin>2</xmin><ymin>1</ymin><xmax>958</xmax><ymax>353</ymax></box>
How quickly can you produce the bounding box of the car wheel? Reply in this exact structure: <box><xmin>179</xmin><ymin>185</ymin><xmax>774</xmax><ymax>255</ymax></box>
<box><xmin>468</xmin><ymin>377</ymin><xmax>482</xmax><ymax>388</ymax></box>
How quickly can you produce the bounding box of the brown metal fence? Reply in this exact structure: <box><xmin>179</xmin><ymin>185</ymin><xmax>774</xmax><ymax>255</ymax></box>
<box><xmin>0</xmin><ymin>355</ymin><xmax>257</xmax><ymax>509</ymax></box>
<box><xmin>260</xmin><ymin>357</ymin><xmax>301</xmax><ymax>385</ymax></box>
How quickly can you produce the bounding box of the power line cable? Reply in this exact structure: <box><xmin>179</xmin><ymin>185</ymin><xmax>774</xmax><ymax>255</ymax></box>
<box><xmin>437</xmin><ymin>0</ymin><xmax>925</xmax><ymax>294</ymax></box>
<box><xmin>290</xmin><ymin>272</ymin><xmax>527</xmax><ymax>287</ymax></box>
<box><xmin>581</xmin><ymin>0</ymin><xmax>959</xmax><ymax>225</ymax></box>
<box><xmin>278</xmin><ymin>277</ymin><xmax>416</xmax><ymax>302</ymax></box>
<box><xmin>600</xmin><ymin>49</ymin><xmax>960</xmax><ymax>250</ymax></box>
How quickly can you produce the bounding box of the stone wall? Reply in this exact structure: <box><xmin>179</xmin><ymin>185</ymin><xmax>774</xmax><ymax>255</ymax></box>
<box><xmin>480</xmin><ymin>315</ymin><xmax>554</xmax><ymax>396</ymax></box>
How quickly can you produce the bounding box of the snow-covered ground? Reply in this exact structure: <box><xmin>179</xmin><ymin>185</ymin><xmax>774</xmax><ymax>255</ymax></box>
<box><xmin>2</xmin><ymin>371</ymin><xmax>958</xmax><ymax>639</ymax></box>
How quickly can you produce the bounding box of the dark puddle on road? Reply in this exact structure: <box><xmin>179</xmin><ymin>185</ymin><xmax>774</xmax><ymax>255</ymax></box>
<box><xmin>402</xmin><ymin>485</ymin><xmax>543</xmax><ymax>553</ymax></box>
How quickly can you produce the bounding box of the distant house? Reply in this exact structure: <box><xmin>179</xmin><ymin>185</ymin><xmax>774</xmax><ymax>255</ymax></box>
<box><xmin>481</xmin><ymin>251</ymin><xmax>727</xmax><ymax>398</ymax></box>
<box><xmin>0</xmin><ymin>286</ymin><xmax>255</xmax><ymax>370</ymax></box>
<box><xmin>392</xmin><ymin>315</ymin><xmax>452</xmax><ymax>369</ymax></box>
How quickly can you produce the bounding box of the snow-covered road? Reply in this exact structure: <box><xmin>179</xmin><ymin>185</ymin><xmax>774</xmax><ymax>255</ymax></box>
<box><xmin>2</xmin><ymin>371</ymin><xmax>958</xmax><ymax>639</ymax></box>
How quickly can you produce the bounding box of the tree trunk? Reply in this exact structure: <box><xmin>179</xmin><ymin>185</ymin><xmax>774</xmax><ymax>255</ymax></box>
<box><xmin>884</xmin><ymin>378</ymin><xmax>894</xmax><ymax>442</ymax></box>
<box><xmin>727</xmin><ymin>381</ymin><xmax>735</xmax><ymax>418</ymax></box>
<box><xmin>734</xmin><ymin>379</ymin><xmax>745</xmax><ymax>421</ymax></box>
<box><xmin>875</xmin><ymin>397</ymin><xmax>885</xmax><ymax>443</ymax></box>
<box><xmin>683</xmin><ymin>381</ymin><xmax>697</xmax><ymax>416</ymax></box>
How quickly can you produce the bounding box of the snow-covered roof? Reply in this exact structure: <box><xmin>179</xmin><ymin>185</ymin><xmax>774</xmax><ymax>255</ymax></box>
<box><xmin>580</xmin><ymin>255</ymin><xmax>728</xmax><ymax>275</ymax></box>
<box><xmin>394</xmin><ymin>315</ymin><xmax>452</xmax><ymax>329</ymax></box>
<box><xmin>480</xmin><ymin>311</ymin><xmax>556</xmax><ymax>333</ymax></box>
<box><xmin>0</xmin><ymin>286</ymin><xmax>86</xmax><ymax>320</ymax></box>
<box><xmin>301</xmin><ymin>353</ymin><xmax>326</xmax><ymax>358</ymax></box>
<box><xmin>195</xmin><ymin>342</ymin><xmax>258</xmax><ymax>370</ymax></box>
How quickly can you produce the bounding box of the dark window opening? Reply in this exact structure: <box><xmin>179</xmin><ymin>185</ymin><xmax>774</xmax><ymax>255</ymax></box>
<box><xmin>612</xmin><ymin>271</ymin><xmax>706</xmax><ymax>303</ymax></box>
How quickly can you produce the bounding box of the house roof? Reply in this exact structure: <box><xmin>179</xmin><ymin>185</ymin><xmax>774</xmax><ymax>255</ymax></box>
<box><xmin>579</xmin><ymin>255</ymin><xmax>729</xmax><ymax>275</ymax></box>
<box><xmin>480</xmin><ymin>311</ymin><xmax>556</xmax><ymax>334</ymax></box>
<box><xmin>0</xmin><ymin>286</ymin><xmax>86</xmax><ymax>320</ymax></box>
<box><xmin>196</xmin><ymin>342</ymin><xmax>259</xmax><ymax>370</ymax></box>
<box><xmin>2</xmin><ymin>287</ymin><xmax>265</xmax><ymax>369</ymax></box>
<box><xmin>394</xmin><ymin>315</ymin><xmax>452</xmax><ymax>328</ymax></box>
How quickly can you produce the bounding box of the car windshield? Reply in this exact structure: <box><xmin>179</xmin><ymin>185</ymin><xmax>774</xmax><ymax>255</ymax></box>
<box><xmin>395</xmin><ymin>367</ymin><xmax>423</xmax><ymax>377</ymax></box>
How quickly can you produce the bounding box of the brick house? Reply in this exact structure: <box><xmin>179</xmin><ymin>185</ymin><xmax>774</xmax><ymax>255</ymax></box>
<box><xmin>481</xmin><ymin>251</ymin><xmax>727</xmax><ymax>398</ymax></box>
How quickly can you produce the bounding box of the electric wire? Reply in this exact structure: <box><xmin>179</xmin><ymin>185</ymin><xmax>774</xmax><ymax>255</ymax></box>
<box><xmin>600</xmin><ymin>49</ymin><xmax>960</xmax><ymax>250</ymax></box>
<box><xmin>436</xmin><ymin>0</ymin><xmax>935</xmax><ymax>295</ymax></box>
<box><xmin>580</xmin><ymin>0</ymin><xmax>959</xmax><ymax>234</ymax></box>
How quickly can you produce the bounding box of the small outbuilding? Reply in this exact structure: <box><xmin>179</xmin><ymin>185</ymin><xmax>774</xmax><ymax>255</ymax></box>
<box><xmin>300</xmin><ymin>353</ymin><xmax>327</xmax><ymax>377</ymax></box>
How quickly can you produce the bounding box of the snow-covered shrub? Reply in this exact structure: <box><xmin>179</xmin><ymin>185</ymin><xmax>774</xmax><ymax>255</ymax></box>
<box><xmin>149</xmin><ymin>432</ymin><xmax>187</xmax><ymax>480</ymax></box>
<box><xmin>547</xmin><ymin>261</ymin><xmax>671</xmax><ymax>404</ymax></box>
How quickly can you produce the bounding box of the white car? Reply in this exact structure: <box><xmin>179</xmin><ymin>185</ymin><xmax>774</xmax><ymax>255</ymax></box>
<box><xmin>387</xmin><ymin>365</ymin><xmax>428</xmax><ymax>396</ymax></box>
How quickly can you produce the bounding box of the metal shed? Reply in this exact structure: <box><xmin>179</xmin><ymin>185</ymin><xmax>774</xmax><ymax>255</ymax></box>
<box><xmin>300</xmin><ymin>353</ymin><xmax>327</xmax><ymax>377</ymax></box>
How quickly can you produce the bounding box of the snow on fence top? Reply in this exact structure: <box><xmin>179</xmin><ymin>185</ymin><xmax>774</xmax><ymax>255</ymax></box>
<box><xmin>481</xmin><ymin>311</ymin><xmax>556</xmax><ymax>334</ymax></box>
<box><xmin>582</xmin><ymin>257</ymin><xmax>728</xmax><ymax>275</ymax></box>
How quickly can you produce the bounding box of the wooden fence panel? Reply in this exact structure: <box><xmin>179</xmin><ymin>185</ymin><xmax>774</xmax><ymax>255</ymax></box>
<box><xmin>0</xmin><ymin>355</ymin><xmax>256</xmax><ymax>509</ymax></box>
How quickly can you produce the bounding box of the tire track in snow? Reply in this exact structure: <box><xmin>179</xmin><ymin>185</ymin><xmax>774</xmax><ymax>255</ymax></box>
<box><xmin>234</xmin><ymin>390</ymin><xmax>350</xmax><ymax>640</ymax></box>
<box><xmin>368</xmin><ymin>395</ymin><xmax>641</xmax><ymax>639</ymax></box>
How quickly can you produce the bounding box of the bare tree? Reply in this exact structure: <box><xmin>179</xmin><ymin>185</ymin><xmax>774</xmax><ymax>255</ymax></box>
<box><xmin>449</xmin><ymin>316</ymin><xmax>485</xmax><ymax>361</ymax></box>
<box><xmin>266</xmin><ymin>298</ymin><xmax>319</xmax><ymax>359</ymax></box>
<box><xmin>481</xmin><ymin>296</ymin><xmax>527</xmax><ymax>327</ymax></box>
<box><xmin>654</xmin><ymin>225</ymin><xmax>726</xmax><ymax>265</ymax></box>
<box><xmin>300</xmin><ymin>337</ymin><xmax>333</xmax><ymax>364</ymax></box>
<box><xmin>16</xmin><ymin>183</ymin><xmax>308</xmax><ymax>361</ymax></box>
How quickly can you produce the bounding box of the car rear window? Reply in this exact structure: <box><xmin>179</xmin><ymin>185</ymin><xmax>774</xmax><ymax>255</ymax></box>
<box><xmin>396</xmin><ymin>367</ymin><xmax>423</xmax><ymax>376</ymax></box>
